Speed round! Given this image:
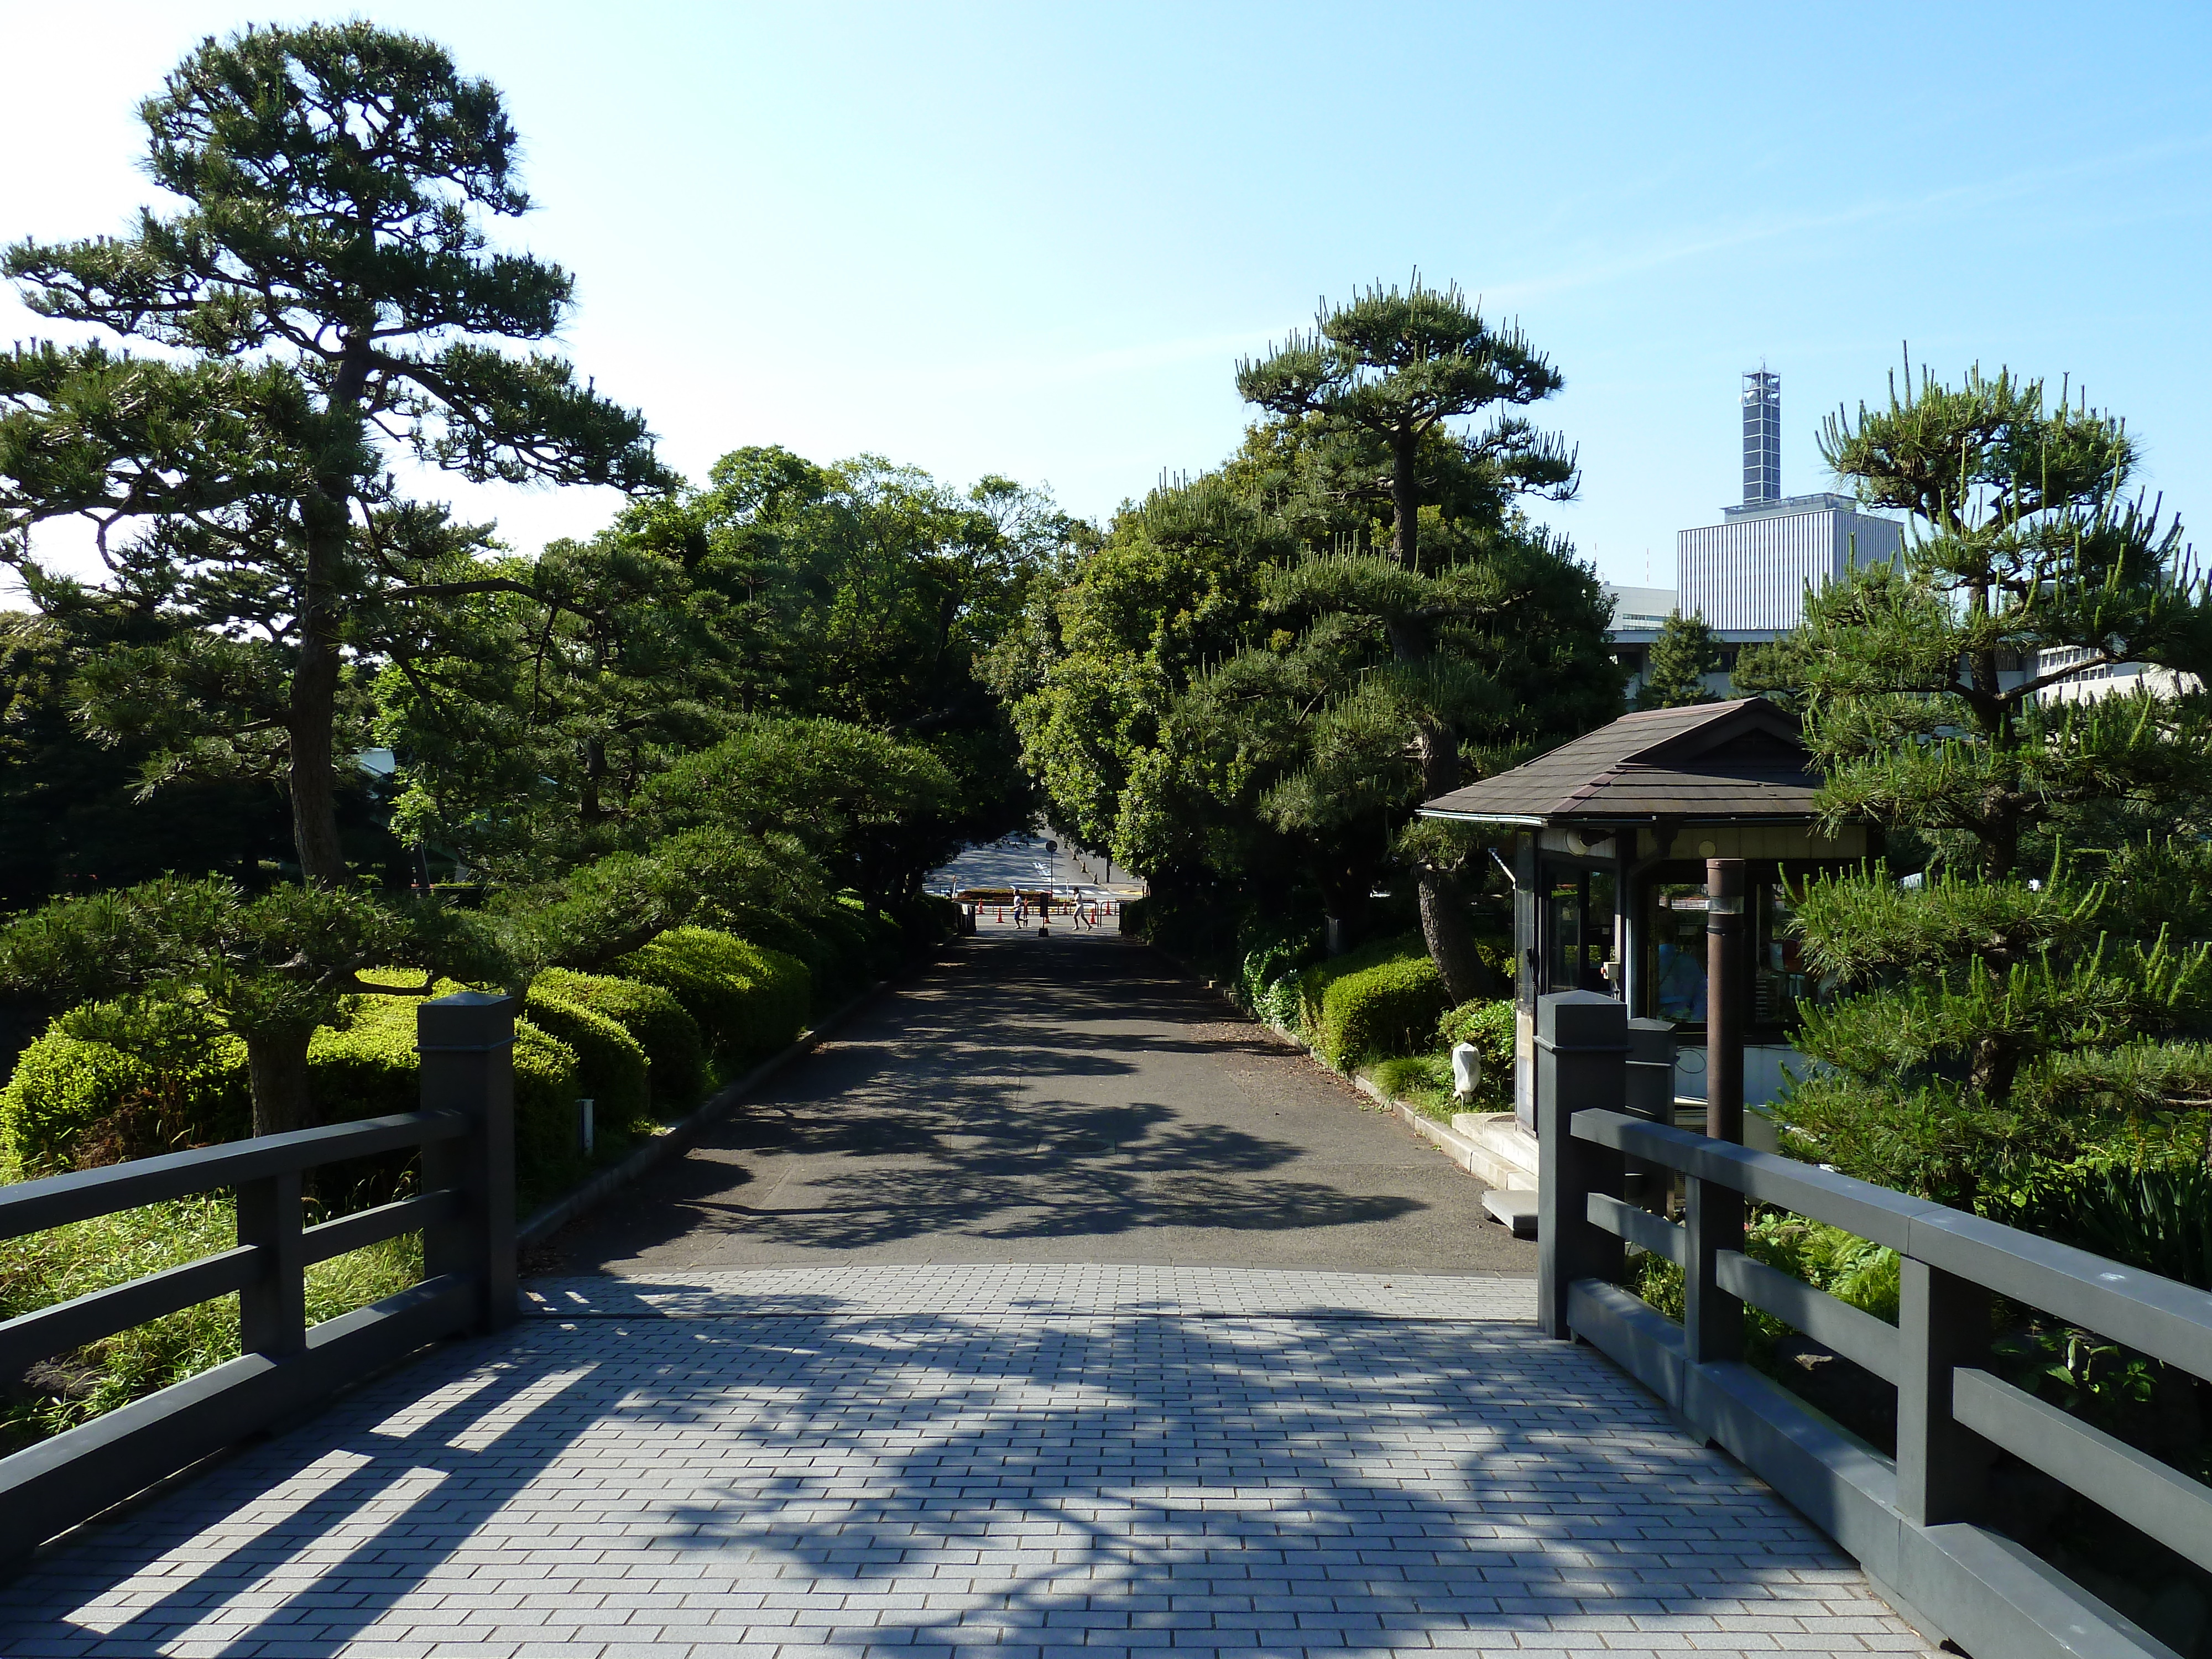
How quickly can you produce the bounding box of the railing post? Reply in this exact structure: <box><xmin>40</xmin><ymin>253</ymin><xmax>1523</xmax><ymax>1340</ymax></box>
<box><xmin>1536</xmin><ymin>990</ymin><xmax>1627</xmax><ymax>1339</ymax></box>
<box><xmin>1683</xmin><ymin>1172</ymin><xmax>1743</xmax><ymax>1365</ymax></box>
<box><xmin>235</xmin><ymin>1169</ymin><xmax>305</xmax><ymax>1359</ymax></box>
<box><xmin>1897</xmin><ymin>1256</ymin><xmax>1990</xmax><ymax>1525</ymax></box>
<box><xmin>417</xmin><ymin>992</ymin><xmax>517</xmax><ymax>1333</ymax></box>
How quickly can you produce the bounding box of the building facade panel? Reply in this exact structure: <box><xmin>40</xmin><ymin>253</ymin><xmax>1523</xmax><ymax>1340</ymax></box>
<box><xmin>1679</xmin><ymin>509</ymin><xmax>1835</xmax><ymax>629</ymax></box>
<box><xmin>1678</xmin><ymin>506</ymin><xmax>1903</xmax><ymax>631</ymax></box>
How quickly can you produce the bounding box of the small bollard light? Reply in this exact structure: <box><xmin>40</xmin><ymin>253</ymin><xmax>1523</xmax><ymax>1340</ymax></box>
<box><xmin>577</xmin><ymin>1097</ymin><xmax>595</xmax><ymax>1156</ymax></box>
<box><xmin>1450</xmin><ymin>1042</ymin><xmax>1483</xmax><ymax>1102</ymax></box>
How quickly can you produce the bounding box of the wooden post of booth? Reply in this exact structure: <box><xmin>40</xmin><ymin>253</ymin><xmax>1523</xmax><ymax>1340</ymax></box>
<box><xmin>1704</xmin><ymin>857</ymin><xmax>1745</xmax><ymax>1146</ymax></box>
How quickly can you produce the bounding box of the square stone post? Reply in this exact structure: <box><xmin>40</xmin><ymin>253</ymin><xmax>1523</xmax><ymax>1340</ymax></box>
<box><xmin>1536</xmin><ymin>990</ymin><xmax>1629</xmax><ymax>1339</ymax></box>
<box><xmin>418</xmin><ymin>992</ymin><xmax>518</xmax><ymax>1333</ymax></box>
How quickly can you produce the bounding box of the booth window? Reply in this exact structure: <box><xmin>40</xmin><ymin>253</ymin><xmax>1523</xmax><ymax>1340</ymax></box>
<box><xmin>1644</xmin><ymin>877</ymin><xmax>1830</xmax><ymax>1035</ymax></box>
<box><xmin>1647</xmin><ymin>883</ymin><xmax>1708</xmax><ymax>1023</ymax></box>
<box><xmin>1543</xmin><ymin>868</ymin><xmax>1617</xmax><ymax>995</ymax></box>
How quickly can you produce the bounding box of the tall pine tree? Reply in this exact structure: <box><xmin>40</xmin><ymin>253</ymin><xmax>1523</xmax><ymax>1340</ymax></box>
<box><xmin>1750</xmin><ymin>363</ymin><xmax>2212</xmax><ymax>1204</ymax></box>
<box><xmin>0</xmin><ymin>23</ymin><xmax>666</xmax><ymax>886</ymax></box>
<box><xmin>1635</xmin><ymin>609</ymin><xmax>1722</xmax><ymax>709</ymax></box>
<box><xmin>1229</xmin><ymin>277</ymin><xmax>1614</xmax><ymax>996</ymax></box>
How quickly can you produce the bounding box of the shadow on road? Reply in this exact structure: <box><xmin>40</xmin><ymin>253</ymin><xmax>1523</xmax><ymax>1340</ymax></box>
<box><xmin>9</xmin><ymin>1292</ymin><xmax>1838</xmax><ymax>1655</ymax></box>
<box><xmin>543</xmin><ymin>933</ymin><xmax>1446</xmax><ymax>1262</ymax></box>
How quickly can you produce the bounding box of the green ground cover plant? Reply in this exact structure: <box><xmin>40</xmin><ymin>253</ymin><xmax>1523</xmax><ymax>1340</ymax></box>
<box><xmin>0</xmin><ymin>1193</ymin><xmax>420</xmax><ymax>1454</ymax></box>
<box><xmin>1361</xmin><ymin>997</ymin><xmax>1516</xmax><ymax>1121</ymax></box>
<box><xmin>1239</xmin><ymin>919</ymin><xmax>1324</xmax><ymax>1035</ymax></box>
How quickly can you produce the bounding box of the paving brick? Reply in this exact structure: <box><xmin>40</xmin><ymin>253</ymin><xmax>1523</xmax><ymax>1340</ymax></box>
<box><xmin>0</xmin><ymin>1267</ymin><xmax>1933</xmax><ymax>1658</ymax></box>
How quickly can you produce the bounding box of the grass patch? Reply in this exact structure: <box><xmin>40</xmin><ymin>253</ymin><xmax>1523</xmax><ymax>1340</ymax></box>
<box><xmin>1362</xmin><ymin>1051</ymin><xmax>1511</xmax><ymax>1123</ymax></box>
<box><xmin>0</xmin><ymin>1192</ymin><xmax>421</xmax><ymax>1453</ymax></box>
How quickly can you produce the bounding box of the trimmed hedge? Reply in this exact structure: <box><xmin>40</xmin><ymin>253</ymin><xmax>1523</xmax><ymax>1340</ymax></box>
<box><xmin>0</xmin><ymin>977</ymin><xmax>582</xmax><ymax>1192</ymax></box>
<box><xmin>734</xmin><ymin>911</ymin><xmax>849</xmax><ymax>1011</ymax></box>
<box><xmin>0</xmin><ymin>1025</ymin><xmax>251</xmax><ymax>1177</ymax></box>
<box><xmin>333</xmin><ymin>979</ymin><xmax>581</xmax><ymax>1198</ymax></box>
<box><xmin>1296</xmin><ymin>933</ymin><xmax>1451</xmax><ymax>1072</ymax></box>
<box><xmin>1437</xmin><ymin>998</ymin><xmax>1515</xmax><ymax>1071</ymax></box>
<box><xmin>533</xmin><ymin>968</ymin><xmax>705</xmax><ymax>1109</ymax></box>
<box><xmin>611</xmin><ymin>927</ymin><xmax>810</xmax><ymax>1064</ymax></box>
<box><xmin>520</xmin><ymin>983</ymin><xmax>648</xmax><ymax>1130</ymax></box>
<box><xmin>839</xmin><ymin>895</ymin><xmax>905</xmax><ymax>978</ymax></box>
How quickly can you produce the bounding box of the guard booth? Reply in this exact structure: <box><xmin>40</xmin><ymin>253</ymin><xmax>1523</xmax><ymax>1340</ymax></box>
<box><xmin>1418</xmin><ymin>698</ymin><xmax>1867</xmax><ymax>1138</ymax></box>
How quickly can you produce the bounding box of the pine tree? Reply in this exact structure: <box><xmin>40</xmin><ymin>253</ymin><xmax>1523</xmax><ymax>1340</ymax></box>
<box><xmin>1634</xmin><ymin>609</ymin><xmax>1722</xmax><ymax>709</ymax></box>
<box><xmin>1230</xmin><ymin>276</ymin><xmax>1614</xmax><ymax>998</ymax></box>
<box><xmin>1749</xmin><ymin>362</ymin><xmax>2212</xmax><ymax>1205</ymax></box>
<box><xmin>0</xmin><ymin>23</ymin><xmax>666</xmax><ymax>886</ymax></box>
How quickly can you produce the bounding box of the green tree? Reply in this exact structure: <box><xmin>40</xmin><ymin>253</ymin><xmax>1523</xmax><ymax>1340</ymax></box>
<box><xmin>0</xmin><ymin>877</ymin><xmax>501</xmax><ymax>1135</ymax></box>
<box><xmin>688</xmin><ymin>448</ymin><xmax>1071</xmax><ymax>847</ymax></box>
<box><xmin>0</xmin><ymin>606</ymin><xmax>306</xmax><ymax>905</ymax></box>
<box><xmin>1225</xmin><ymin>278</ymin><xmax>1611</xmax><ymax>995</ymax></box>
<box><xmin>988</xmin><ymin>474</ymin><xmax>1281</xmax><ymax>895</ymax></box>
<box><xmin>376</xmin><ymin>505</ymin><xmax>755</xmax><ymax>880</ymax></box>
<box><xmin>1635</xmin><ymin>609</ymin><xmax>1723</xmax><ymax>709</ymax></box>
<box><xmin>1753</xmin><ymin>363</ymin><xmax>2212</xmax><ymax>1204</ymax></box>
<box><xmin>0</xmin><ymin>23</ymin><xmax>665</xmax><ymax>888</ymax></box>
<box><xmin>1768</xmin><ymin>361</ymin><xmax>2212</xmax><ymax>877</ymax></box>
<box><xmin>644</xmin><ymin>716</ymin><xmax>962</xmax><ymax>913</ymax></box>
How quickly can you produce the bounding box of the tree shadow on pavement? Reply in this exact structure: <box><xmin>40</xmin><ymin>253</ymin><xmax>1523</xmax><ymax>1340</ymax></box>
<box><xmin>1</xmin><ymin>1292</ymin><xmax>1861</xmax><ymax>1656</ymax></box>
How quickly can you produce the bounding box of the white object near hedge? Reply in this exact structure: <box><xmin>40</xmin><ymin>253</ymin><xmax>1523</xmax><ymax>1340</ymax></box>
<box><xmin>1451</xmin><ymin>1042</ymin><xmax>1483</xmax><ymax>1101</ymax></box>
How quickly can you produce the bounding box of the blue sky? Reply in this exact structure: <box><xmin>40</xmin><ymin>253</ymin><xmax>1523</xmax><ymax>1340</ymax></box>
<box><xmin>3</xmin><ymin>2</ymin><xmax>2208</xmax><ymax>591</ymax></box>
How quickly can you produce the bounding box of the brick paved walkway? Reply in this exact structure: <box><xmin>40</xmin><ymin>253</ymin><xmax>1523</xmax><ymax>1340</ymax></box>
<box><xmin>5</xmin><ymin>1266</ymin><xmax>1933</xmax><ymax>1658</ymax></box>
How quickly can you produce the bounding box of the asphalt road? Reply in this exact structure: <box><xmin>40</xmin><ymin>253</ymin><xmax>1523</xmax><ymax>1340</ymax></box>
<box><xmin>540</xmin><ymin>928</ymin><xmax>1537</xmax><ymax>1276</ymax></box>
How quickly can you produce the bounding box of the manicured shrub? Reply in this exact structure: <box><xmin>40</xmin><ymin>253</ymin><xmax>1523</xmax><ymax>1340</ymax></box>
<box><xmin>737</xmin><ymin>911</ymin><xmax>851</xmax><ymax>1010</ymax></box>
<box><xmin>1296</xmin><ymin>933</ymin><xmax>1451</xmax><ymax>1071</ymax></box>
<box><xmin>319</xmin><ymin>976</ymin><xmax>582</xmax><ymax>1202</ymax></box>
<box><xmin>839</xmin><ymin>894</ymin><xmax>906</xmax><ymax>978</ymax></box>
<box><xmin>532</xmin><ymin>968</ymin><xmax>705</xmax><ymax>1109</ymax></box>
<box><xmin>612</xmin><ymin>927</ymin><xmax>810</xmax><ymax>1063</ymax></box>
<box><xmin>1437</xmin><ymin>999</ymin><xmax>1516</xmax><ymax>1071</ymax></box>
<box><xmin>305</xmin><ymin>997</ymin><xmax>419</xmax><ymax>1121</ymax></box>
<box><xmin>521</xmin><ymin>982</ymin><xmax>649</xmax><ymax>1129</ymax></box>
<box><xmin>0</xmin><ymin>1018</ymin><xmax>249</xmax><ymax>1177</ymax></box>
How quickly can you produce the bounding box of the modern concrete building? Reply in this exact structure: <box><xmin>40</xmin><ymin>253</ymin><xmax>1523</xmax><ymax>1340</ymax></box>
<box><xmin>1609</xmin><ymin>371</ymin><xmax>1905</xmax><ymax>701</ymax></box>
<box><xmin>2033</xmin><ymin>645</ymin><xmax>2203</xmax><ymax>705</ymax></box>
<box><xmin>1679</xmin><ymin>491</ymin><xmax>1904</xmax><ymax>632</ymax></box>
<box><xmin>1680</xmin><ymin>372</ymin><xmax>1903</xmax><ymax>632</ymax></box>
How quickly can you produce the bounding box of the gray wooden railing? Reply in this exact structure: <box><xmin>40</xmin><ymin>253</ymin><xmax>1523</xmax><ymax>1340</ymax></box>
<box><xmin>0</xmin><ymin>991</ymin><xmax>517</xmax><ymax>1566</ymax></box>
<box><xmin>1537</xmin><ymin>987</ymin><xmax>2212</xmax><ymax>1659</ymax></box>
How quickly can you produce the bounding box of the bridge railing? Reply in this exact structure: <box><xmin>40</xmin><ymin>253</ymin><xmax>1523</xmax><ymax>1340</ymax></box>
<box><xmin>0</xmin><ymin>990</ymin><xmax>517</xmax><ymax>1566</ymax></box>
<box><xmin>1537</xmin><ymin>987</ymin><xmax>2212</xmax><ymax>1659</ymax></box>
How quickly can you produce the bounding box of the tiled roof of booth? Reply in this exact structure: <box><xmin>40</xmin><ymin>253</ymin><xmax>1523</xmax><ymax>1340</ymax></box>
<box><xmin>1419</xmin><ymin>698</ymin><xmax>1824</xmax><ymax>825</ymax></box>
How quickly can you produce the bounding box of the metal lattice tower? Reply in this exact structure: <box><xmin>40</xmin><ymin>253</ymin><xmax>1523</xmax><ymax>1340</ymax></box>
<box><xmin>1741</xmin><ymin>370</ymin><xmax>1780</xmax><ymax>504</ymax></box>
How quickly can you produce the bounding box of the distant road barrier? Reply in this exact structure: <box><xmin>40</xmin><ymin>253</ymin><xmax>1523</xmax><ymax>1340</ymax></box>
<box><xmin>0</xmin><ymin>992</ymin><xmax>518</xmax><ymax>1566</ymax></box>
<box><xmin>1539</xmin><ymin>987</ymin><xmax>2212</xmax><ymax>1659</ymax></box>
